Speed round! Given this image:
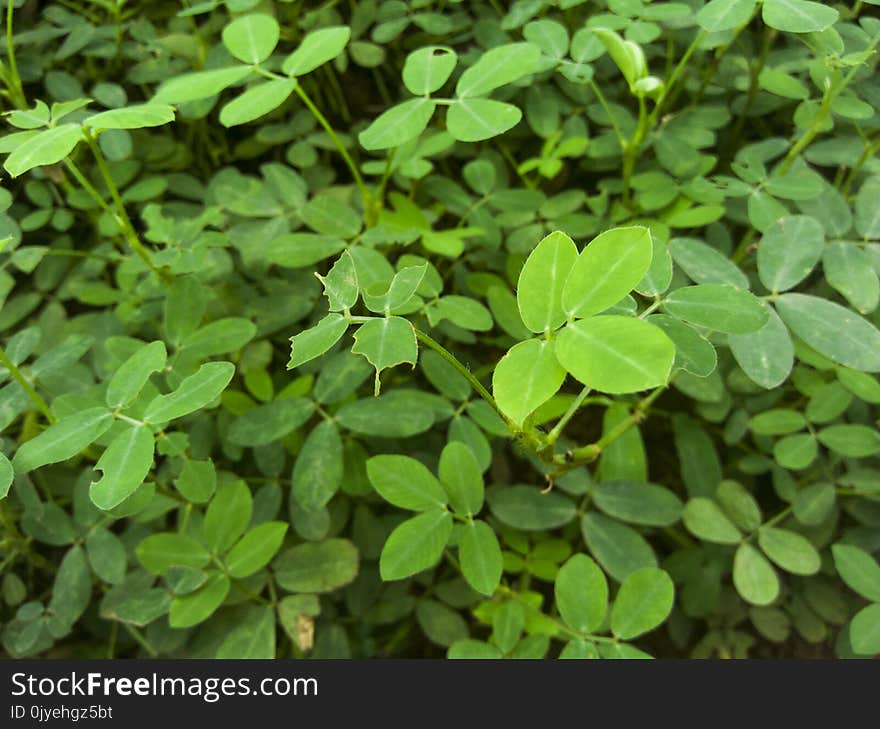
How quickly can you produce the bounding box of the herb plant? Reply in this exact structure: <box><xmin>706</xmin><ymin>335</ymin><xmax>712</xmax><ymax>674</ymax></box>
<box><xmin>1</xmin><ymin>0</ymin><xmax>879</xmax><ymax>659</ymax></box>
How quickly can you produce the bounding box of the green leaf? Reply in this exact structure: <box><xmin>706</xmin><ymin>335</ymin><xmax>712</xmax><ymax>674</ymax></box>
<box><xmin>351</xmin><ymin>316</ymin><xmax>418</xmax><ymax>395</ymax></box>
<box><xmin>757</xmin><ymin>527</ymin><xmax>821</xmax><ymax>576</ymax></box>
<box><xmin>403</xmin><ymin>46</ymin><xmax>457</xmax><ymax>95</ymax></box>
<box><xmin>153</xmin><ymin>67</ymin><xmax>252</xmax><ymax>105</ymax></box>
<box><xmin>448</xmin><ymin>640</ymin><xmax>504</xmax><ymax>659</ymax></box>
<box><xmin>850</xmin><ymin>604</ymin><xmax>880</xmax><ymax>656</ymax></box>
<box><xmin>555</xmin><ymin>554</ymin><xmax>608</xmax><ymax>633</ymax></box>
<box><xmin>729</xmin><ymin>307</ymin><xmax>794</xmax><ymax>389</ymax></box>
<box><xmin>274</xmin><ymin>539</ymin><xmax>359</xmax><ymax>593</ymax></box>
<box><xmin>4</xmin><ymin>124</ymin><xmax>82</xmax><ymax>177</ymax></box>
<box><xmin>89</xmin><ymin>425</ymin><xmax>154</xmax><ymax>510</ymax></box>
<box><xmin>696</xmin><ymin>0</ymin><xmax>757</xmax><ymax>32</ymax></box>
<box><xmin>581</xmin><ymin>512</ymin><xmax>657</xmax><ymax>583</ymax></box>
<box><xmin>793</xmin><ymin>482</ymin><xmax>835</xmax><ymax>526</ymax></box>
<box><xmin>226</xmin><ymin>522</ymin><xmax>288</xmax><ymax>579</ymax></box>
<box><xmin>647</xmin><ymin>314</ymin><xmax>717</xmax><ymax>377</ymax></box>
<box><xmin>749</xmin><ymin>409</ymin><xmax>807</xmax><ymax>435</ymax></box>
<box><xmin>220</xmin><ymin>78</ymin><xmax>297</xmax><ymax>127</ymax></box>
<box><xmin>439</xmin><ymin>442</ymin><xmax>484</xmax><ymax>516</ymax></box>
<box><xmin>362</xmin><ymin>264</ymin><xmax>426</xmax><ymax>313</ymax></box>
<box><xmin>143</xmin><ymin>361</ymin><xmax>235</xmax><ymax>424</ymax></box>
<box><xmin>203</xmin><ymin>481</ymin><xmax>252</xmax><ymax>554</ymax></box>
<box><xmin>417</xmin><ymin>600</ymin><xmax>469</xmax><ymax>648</ymax></box>
<box><xmin>367</xmin><ymin>454</ymin><xmax>447</xmax><ymax>511</ymax></box>
<box><xmin>773</xmin><ymin>433</ymin><xmax>818</xmax><ymax>470</ymax></box>
<box><xmin>169</xmin><ymin>572</ymin><xmax>230</xmax><ymax>628</ymax></box>
<box><xmin>517</xmin><ymin>230</ymin><xmax>578</xmax><ymax>334</ymax></box>
<box><xmin>757</xmin><ymin>215</ymin><xmax>824</xmax><ymax>293</ymax></box>
<box><xmin>562</xmin><ymin>226</ymin><xmax>653</xmax><ymax>318</ymax></box>
<box><xmin>227</xmin><ymin>397</ymin><xmax>314</xmax><ymax>447</ymax></box>
<box><xmin>489</xmin><ymin>485</ymin><xmax>577</xmax><ymax>530</ymax></box>
<box><xmin>48</xmin><ymin>547</ymin><xmax>91</xmax><ymax>628</ymax></box>
<box><xmin>492</xmin><ymin>338</ymin><xmax>566</xmax><ymax>427</ymax></box>
<box><xmin>664</xmin><ymin>285</ymin><xmax>768</xmax><ymax>334</ymax></box>
<box><xmin>775</xmin><ymin>293</ymin><xmax>880</xmax><ymax>372</ymax></box>
<box><xmin>823</xmin><ymin>242</ymin><xmax>879</xmax><ymax>315</ymax></box>
<box><xmin>817</xmin><ymin>424</ymin><xmax>880</xmax><ymax>457</ymax></box>
<box><xmin>85</xmin><ymin>528</ymin><xmax>126</xmax><ymax>585</ymax></box>
<box><xmin>287</xmin><ymin>314</ymin><xmax>349</xmax><ymax>370</ymax></box>
<box><xmin>13</xmin><ymin>407</ymin><xmax>113</xmax><ymax>473</ymax></box>
<box><xmin>105</xmin><ymin>340</ymin><xmax>166</xmax><ymax>409</ymax></box>
<box><xmin>855</xmin><ymin>177</ymin><xmax>880</xmax><ymax>239</ymax></box>
<box><xmin>282</xmin><ymin>26</ymin><xmax>350</xmax><ymax>76</ymax></box>
<box><xmin>669</xmin><ymin>237</ymin><xmax>749</xmax><ymax>289</ymax></box>
<box><xmin>832</xmin><ymin>543</ymin><xmax>880</xmax><ymax>602</ymax></box>
<box><xmin>0</xmin><ymin>452</ymin><xmax>12</xmax><ymax>499</ymax></box>
<box><xmin>83</xmin><ymin>104</ymin><xmax>175</xmax><ymax>131</ymax></box>
<box><xmin>335</xmin><ymin>390</ymin><xmax>435</xmax><ymax>437</ymax></box>
<box><xmin>216</xmin><ymin>605</ymin><xmax>275</xmax><ymax>658</ymax></box>
<box><xmin>318</xmin><ymin>251</ymin><xmax>358</xmax><ymax>311</ymax></box>
<box><xmin>592</xmin><ymin>28</ymin><xmax>646</xmax><ymax>88</ymax></box>
<box><xmin>459</xmin><ymin>519</ymin><xmax>503</xmax><ymax>596</ymax></box>
<box><xmin>611</xmin><ymin>567</ymin><xmax>674</xmax><ymax>640</ymax></box>
<box><xmin>455</xmin><ymin>43</ymin><xmax>541</xmax><ymax>97</ymax></box>
<box><xmin>358</xmin><ymin>98</ymin><xmax>436</xmax><ymax>150</ymax></box>
<box><xmin>136</xmin><ymin>533</ymin><xmax>211</xmax><ymax>574</ymax></box>
<box><xmin>716</xmin><ymin>480</ymin><xmax>763</xmax><ymax>532</ymax></box>
<box><xmin>180</xmin><ymin>318</ymin><xmax>256</xmax><ymax>358</ymax></box>
<box><xmin>174</xmin><ymin>459</ymin><xmax>216</xmax><ymax>504</ymax></box>
<box><xmin>682</xmin><ymin>497</ymin><xmax>742</xmax><ymax>545</ymax></box>
<box><xmin>593</xmin><ymin>480</ymin><xmax>682</xmax><ymax>527</ymax></box>
<box><xmin>762</xmin><ymin>0</ymin><xmax>839</xmax><ymax>33</ymax></box>
<box><xmin>291</xmin><ymin>420</ymin><xmax>344</xmax><ymax>510</ymax></box>
<box><xmin>222</xmin><ymin>14</ymin><xmax>280</xmax><ymax>64</ymax></box>
<box><xmin>446</xmin><ymin>99</ymin><xmax>522</xmax><ymax>142</ymax></box>
<box><xmin>733</xmin><ymin>543</ymin><xmax>779</xmax><ymax>606</ymax></box>
<box><xmin>379</xmin><ymin>509</ymin><xmax>452</xmax><ymax>580</ymax></box>
<box><xmin>555</xmin><ymin>316</ymin><xmax>674</xmax><ymax>394</ymax></box>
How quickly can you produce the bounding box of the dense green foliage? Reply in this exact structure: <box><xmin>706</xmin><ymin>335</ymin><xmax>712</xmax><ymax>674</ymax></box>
<box><xmin>0</xmin><ymin>0</ymin><xmax>879</xmax><ymax>659</ymax></box>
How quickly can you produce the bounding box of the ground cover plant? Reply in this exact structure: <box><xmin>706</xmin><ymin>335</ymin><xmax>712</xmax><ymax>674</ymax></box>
<box><xmin>0</xmin><ymin>0</ymin><xmax>879</xmax><ymax>659</ymax></box>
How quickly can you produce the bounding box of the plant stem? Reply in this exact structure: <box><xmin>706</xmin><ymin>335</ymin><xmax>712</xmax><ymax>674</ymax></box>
<box><xmin>413</xmin><ymin>328</ymin><xmax>508</xmax><ymax>426</ymax></box>
<box><xmin>648</xmin><ymin>30</ymin><xmax>707</xmax><ymax>128</ymax></box>
<box><xmin>546</xmin><ymin>386</ymin><xmax>591</xmax><ymax>445</ymax></box>
<box><xmin>3</xmin><ymin>0</ymin><xmax>26</xmax><ymax>110</ymax></box>
<box><xmin>0</xmin><ymin>344</ymin><xmax>55</xmax><ymax>423</ymax></box>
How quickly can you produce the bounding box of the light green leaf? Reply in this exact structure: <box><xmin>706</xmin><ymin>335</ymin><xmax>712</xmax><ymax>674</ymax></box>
<box><xmin>832</xmin><ymin>543</ymin><xmax>880</xmax><ymax>602</ymax></box>
<box><xmin>439</xmin><ymin>441</ymin><xmax>484</xmax><ymax>516</ymax></box>
<box><xmin>0</xmin><ymin>453</ymin><xmax>12</xmax><ymax>499</ymax></box>
<box><xmin>143</xmin><ymin>361</ymin><xmax>235</xmax><ymax>424</ymax></box>
<box><xmin>492</xmin><ymin>338</ymin><xmax>566</xmax><ymax>427</ymax></box>
<box><xmin>757</xmin><ymin>527</ymin><xmax>821</xmax><ymax>576</ymax></box>
<box><xmin>611</xmin><ymin>567</ymin><xmax>674</xmax><ymax>640</ymax></box>
<box><xmin>775</xmin><ymin>293</ymin><xmax>880</xmax><ymax>372</ymax></box>
<box><xmin>216</xmin><ymin>605</ymin><xmax>275</xmax><ymax>658</ymax></box>
<box><xmin>153</xmin><ymin>67</ymin><xmax>252</xmax><ymax>105</ymax></box>
<box><xmin>823</xmin><ymin>242</ymin><xmax>879</xmax><ymax>315</ymax></box>
<box><xmin>455</xmin><ymin>43</ymin><xmax>541</xmax><ymax>97</ymax></box>
<box><xmin>222</xmin><ymin>14</ymin><xmax>280</xmax><ymax>64</ymax></box>
<box><xmin>749</xmin><ymin>409</ymin><xmax>807</xmax><ymax>435</ymax></box>
<box><xmin>669</xmin><ymin>237</ymin><xmax>749</xmax><ymax>289</ymax></box>
<box><xmin>773</xmin><ymin>433</ymin><xmax>818</xmax><ymax>470</ymax></box>
<box><xmin>818</xmin><ymin>424</ymin><xmax>880</xmax><ymax>457</ymax></box>
<box><xmin>517</xmin><ymin>230</ymin><xmax>578</xmax><ymax>334</ymax></box>
<box><xmin>489</xmin><ymin>486</ymin><xmax>577</xmax><ymax>530</ymax></box>
<box><xmin>729</xmin><ymin>307</ymin><xmax>794</xmax><ymax>389</ymax></box>
<box><xmin>105</xmin><ymin>340</ymin><xmax>167</xmax><ymax>409</ymax></box>
<box><xmin>13</xmin><ymin>407</ymin><xmax>113</xmax><ymax>473</ymax></box>
<box><xmin>174</xmin><ymin>459</ymin><xmax>216</xmax><ymax>504</ymax></box>
<box><xmin>90</xmin><ymin>425</ymin><xmax>154</xmax><ymax>511</ymax></box>
<box><xmin>203</xmin><ymin>481</ymin><xmax>252</xmax><ymax>554</ymax></box>
<box><xmin>367</xmin><ymin>454</ymin><xmax>447</xmax><ymax>511</ymax></box>
<box><xmin>351</xmin><ymin>316</ymin><xmax>418</xmax><ymax>395</ymax></box>
<box><xmin>379</xmin><ymin>509</ymin><xmax>453</xmax><ymax>581</ymax></box>
<box><xmin>219</xmin><ymin>78</ymin><xmax>297</xmax><ymax>127</ymax></box>
<box><xmin>287</xmin><ymin>314</ymin><xmax>349</xmax><ymax>369</ymax></box>
<box><xmin>403</xmin><ymin>46</ymin><xmax>457</xmax><ymax>95</ymax></box>
<box><xmin>733</xmin><ymin>543</ymin><xmax>779</xmax><ymax>606</ymax></box>
<box><xmin>697</xmin><ymin>0</ymin><xmax>757</xmax><ymax>32</ymax></box>
<box><xmin>83</xmin><ymin>104</ymin><xmax>175</xmax><ymax>131</ymax></box>
<box><xmin>647</xmin><ymin>314</ymin><xmax>717</xmax><ymax>377</ymax></box>
<box><xmin>85</xmin><ymin>528</ymin><xmax>126</xmax><ymax>585</ymax></box>
<box><xmin>446</xmin><ymin>98</ymin><xmax>522</xmax><ymax>142</ymax></box>
<box><xmin>136</xmin><ymin>533</ymin><xmax>211</xmax><ymax>574</ymax></box>
<box><xmin>358</xmin><ymin>98</ymin><xmax>436</xmax><ymax>150</ymax></box>
<box><xmin>757</xmin><ymin>215</ymin><xmax>825</xmax><ymax>293</ymax></box>
<box><xmin>274</xmin><ymin>539</ymin><xmax>359</xmax><ymax>593</ymax></box>
<box><xmin>282</xmin><ymin>26</ymin><xmax>351</xmax><ymax>76</ymax></box>
<box><xmin>180</xmin><ymin>318</ymin><xmax>256</xmax><ymax>358</ymax></box>
<box><xmin>664</xmin><ymin>285</ymin><xmax>769</xmax><ymax>334</ymax></box>
<box><xmin>226</xmin><ymin>522</ymin><xmax>288</xmax><ymax>579</ymax></box>
<box><xmin>592</xmin><ymin>28</ymin><xmax>646</xmax><ymax>88</ymax></box>
<box><xmin>362</xmin><ymin>264</ymin><xmax>426</xmax><ymax>313</ymax></box>
<box><xmin>555</xmin><ymin>316</ymin><xmax>674</xmax><ymax>394</ymax></box>
<box><xmin>318</xmin><ymin>250</ymin><xmax>359</xmax><ymax>311</ymax></box>
<box><xmin>683</xmin><ymin>497</ymin><xmax>742</xmax><ymax>544</ymax></box>
<box><xmin>850</xmin><ymin>604</ymin><xmax>880</xmax><ymax>656</ymax></box>
<box><xmin>855</xmin><ymin>177</ymin><xmax>880</xmax><ymax>239</ymax></box>
<box><xmin>562</xmin><ymin>226</ymin><xmax>652</xmax><ymax>318</ymax></box>
<box><xmin>169</xmin><ymin>572</ymin><xmax>230</xmax><ymax>628</ymax></box>
<box><xmin>4</xmin><ymin>124</ymin><xmax>82</xmax><ymax>177</ymax></box>
<box><xmin>291</xmin><ymin>420</ymin><xmax>344</xmax><ymax>509</ymax></box>
<box><xmin>459</xmin><ymin>519</ymin><xmax>503</xmax><ymax>596</ymax></box>
<box><xmin>762</xmin><ymin>0</ymin><xmax>839</xmax><ymax>33</ymax></box>
<box><xmin>555</xmin><ymin>554</ymin><xmax>608</xmax><ymax>633</ymax></box>
<box><xmin>335</xmin><ymin>390</ymin><xmax>435</xmax><ymax>437</ymax></box>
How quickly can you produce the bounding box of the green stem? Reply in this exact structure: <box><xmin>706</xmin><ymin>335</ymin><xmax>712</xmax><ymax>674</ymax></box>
<box><xmin>589</xmin><ymin>80</ymin><xmax>626</xmax><ymax>152</ymax></box>
<box><xmin>4</xmin><ymin>0</ymin><xmax>26</xmax><ymax>110</ymax></box>
<box><xmin>0</xmin><ymin>344</ymin><xmax>55</xmax><ymax>423</ymax></box>
<box><xmin>621</xmin><ymin>96</ymin><xmax>649</xmax><ymax>206</ymax></box>
<box><xmin>546</xmin><ymin>386</ymin><xmax>591</xmax><ymax>445</ymax></box>
<box><xmin>648</xmin><ymin>30</ymin><xmax>707</xmax><ymax>128</ymax></box>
